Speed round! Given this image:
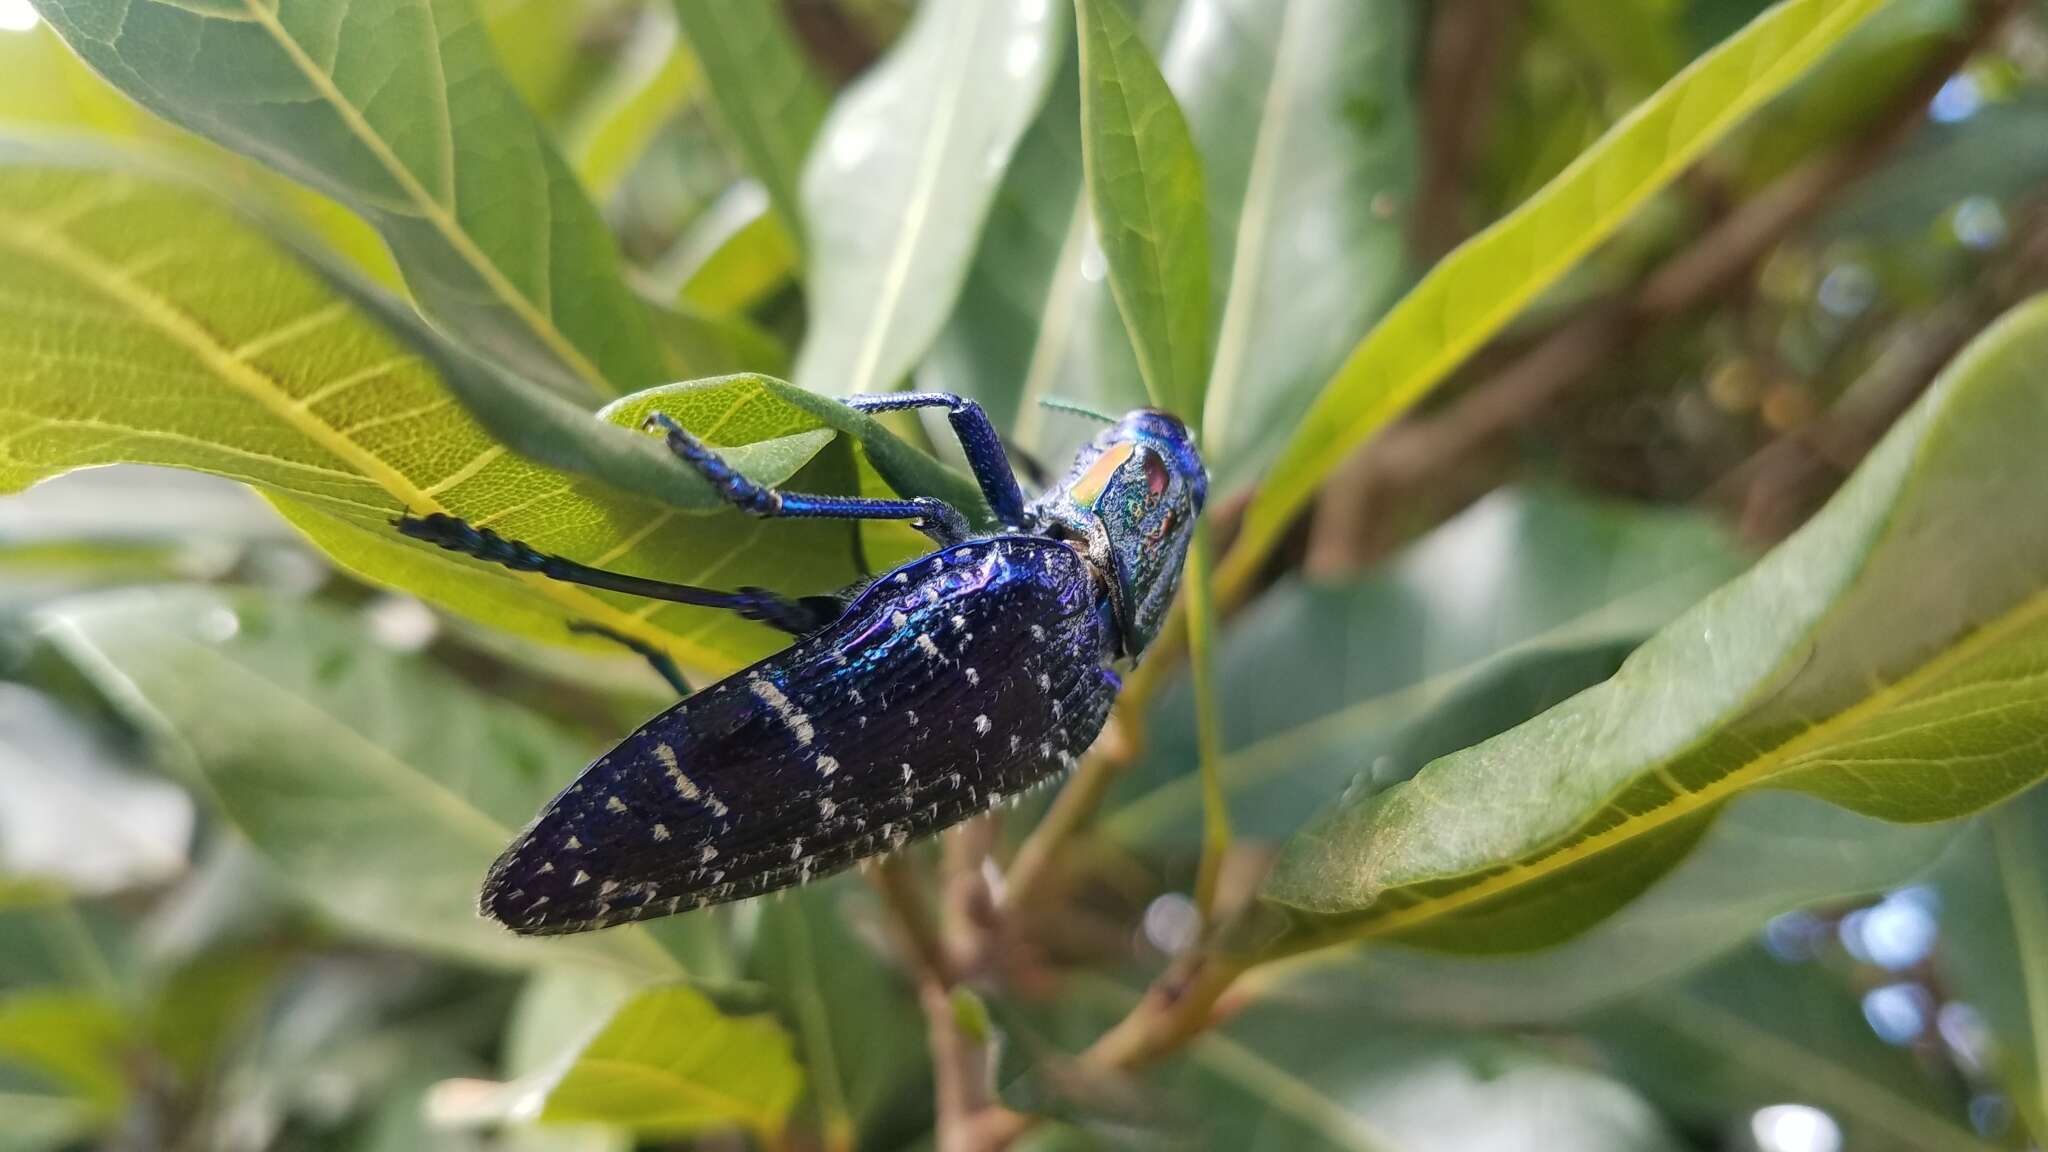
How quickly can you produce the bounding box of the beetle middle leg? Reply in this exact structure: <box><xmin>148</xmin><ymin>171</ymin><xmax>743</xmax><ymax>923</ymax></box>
<box><xmin>644</xmin><ymin>413</ymin><xmax>973</xmax><ymax>546</ymax></box>
<box><xmin>566</xmin><ymin>621</ymin><xmax>693</xmax><ymax>698</ymax></box>
<box><xmin>393</xmin><ymin>513</ymin><xmax>844</xmax><ymax>635</ymax></box>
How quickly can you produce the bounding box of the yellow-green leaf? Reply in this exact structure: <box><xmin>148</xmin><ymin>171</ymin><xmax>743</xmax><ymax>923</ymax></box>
<box><xmin>1219</xmin><ymin>0</ymin><xmax>1890</xmax><ymax>602</ymax></box>
<box><xmin>34</xmin><ymin>0</ymin><xmax>664</xmax><ymax>400</ymax></box>
<box><xmin>539</xmin><ymin>984</ymin><xmax>802</xmax><ymax>1139</ymax></box>
<box><xmin>0</xmin><ymin>147</ymin><xmax>974</xmax><ymax>672</ymax></box>
<box><xmin>1260</xmin><ymin>294</ymin><xmax>2048</xmax><ymax>956</ymax></box>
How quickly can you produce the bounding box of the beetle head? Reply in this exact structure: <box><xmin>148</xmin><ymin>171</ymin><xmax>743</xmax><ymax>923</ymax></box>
<box><xmin>1040</xmin><ymin>409</ymin><xmax>1206</xmax><ymax>654</ymax></box>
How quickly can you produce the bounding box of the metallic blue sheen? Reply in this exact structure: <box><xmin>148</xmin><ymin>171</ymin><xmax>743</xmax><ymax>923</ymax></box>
<box><xmin>471</xmin><ymin>403</ymin><xmax>1207</xmax><ymax>935</ymax></box>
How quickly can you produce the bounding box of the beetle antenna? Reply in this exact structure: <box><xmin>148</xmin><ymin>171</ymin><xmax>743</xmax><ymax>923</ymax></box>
<box><xmin>1038</xmin><ymin>396</ymin><xmax>1119</xmax><ymax>425</ymax></box>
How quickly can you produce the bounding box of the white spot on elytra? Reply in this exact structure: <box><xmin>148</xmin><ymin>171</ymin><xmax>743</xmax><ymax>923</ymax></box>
<box><xmin>1010</xmin><ymin>734</ymin><xmax>1021</xmax><ymax>752</ymax></box>
<box><xmin>750</xmin><ymin>676</ymin><xmax>815</xmax><ymax>747</ymax></box>
<box><xmin>1031</xmin><ymin>625</ymin><xmax>1046</xmax><ymax>641</ymax></box>
<box><xmin>816</xmin><ymin>754</ymin><xmax>840</xmax><ymax>777</ymax></box>
<box><xmin>599</xmin><ymin>880</ymin><xmax>618</xmax><ymax>896</ymax></box>
<box><xmin>572</xmin><ymin>870</ymin><xmax>591</xmax><ymax>886</ymax></box>
<box><xmin>891</xmin><ymin>610</ymin><xmax>909</xmax><ymax>627</ymax></box>
<box><xmin>605</xmin><ymin>796</ymin><xmax>629</xmax><ymax>814</ymax></box>
<box><xmin>895</xmin><ymin>572</ymin><xmax>909</xmax><ymax>585</ymax></box>
<box><xmin>700</xmin><ymin>845</ymin><xmax>718</xmax><ymax>863</ymax></box>
<box><xmin>538</xmin><ymin>862</ymin><xmax>555</xmax><ymax>874</ymax></box>
<box><xmin>965</xmin><ymin>667</ymin><xmax>979</xmax><ymax>685</ymax></box>
<box><xmin>902</xmin><ymin>762</ymin><xmax>913</xmax><ymax>783</ymax></box>
<box><xmin>1038</xmin><ymin>673</ymin><xmax>1050</xmax><ymax>691</ymax></box>
<box><xmin>653</xmin><ymin>743</ymin><xmax>679</xmax><ymax>772</ymax></box>
<box><xmin>565</xmin><ymin>836</ymin><xmax>582</xmax><ymax>850</ymax></box>
<box><xmin>949</xmin><ymin>772</ymin><xmax>963</xmax><ymax>787</ymax></box>
<box><xmin>917</xmin><ymin>633</ymin><xmax>940</xmax><ymax>659</ymax></box>
<box><xmin>974</xmin><ymin>714</ymin><xmax>992</xmax><ymax>735</ymax></box>
<box><xmin>820</xmin><ymin>798</ymin><xmax>837</xmax><ymax>819</ymax></box>
<box><xmin>951</xmin><ymin>614</ymin><xmax>967</xmax><ymax>630</ymax></box>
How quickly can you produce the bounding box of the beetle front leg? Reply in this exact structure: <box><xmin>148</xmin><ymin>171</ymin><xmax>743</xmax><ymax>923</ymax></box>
<box><xmin>842</xmin><ymin>391</ymin><xmax>1030</xmax><ymax>529</ymax></box>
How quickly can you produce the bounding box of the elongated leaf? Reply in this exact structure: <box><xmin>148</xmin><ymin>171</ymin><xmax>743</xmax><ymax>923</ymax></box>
<box><xmin>671</xmin><ymin>1</ymin><xmax>826</xmax><ymax>250</ymax></box>
<box><xmin>1072</xmin><ymin>0</ymin><xmax>1209</xmax><ymax>418</ymax></box>
<box><xmin>791</xmin><ymin>0</ymin><xmax>1062</xmax><ymax>396</ymax></box>
<box><xmin>1260</xmin><ymin>294</ymin><xmax>2048</xmax><ymax>956</ymax></box>
<box><xmin>672</xmin><ymin>185</ymin><xmax>800</xmax><ymax>317</ymax></box>
<box><xmin>1259</xmin><ymin>793</ymin><xmax>1959</xmax><ymax>1025</ymax></box>
<box><xmin>539</xmin><ymin>984</ymin><xmax>801</xmax><ymax>1139</ymax></box>
<box><xmin>1934</xmin><ymin>784</ymin><xmax>2048</xmax><ymax>1139</ymax></box>
<box><xmin>36</xmin><ymin>587</ymin><xmax>687</xmax><ymax>978</ymax></box>
<box><xmin>749</xmin><ymin>882</ymin><xmax>930</xmax><ymax>1148</ymax></box>
<box><xmin>1591</xmin><ymin>948</ymin><xmax>1990</xmax><ymax>1152</ymax></box>
<box><xmin>1183</xmin><ymin>0</ymin><xmax>1417</xmax><ymax>489</ymax></box>
<box><xmin>34</xmin><ymin>0</ymin><xmax>664</xmax><ymax>400</ymax></box>
<box><xmin>0</xmin><ymin>148</ymin><xmax>978</xmax><ymax>670</ymax></box>
<box><xmin>565</xmin><ymin>7</ymin><xmax>699</xmax><ymax>201</ymax></box>
<box><xmin>1220</xmin><ymin>0</ymin><xmax>1891</xmax><ymax>600</ymax></box>
<box><xmin>1110</xmin><ymin>490</ymin><xmax>1743</xmax><ymax>852</ymax></box>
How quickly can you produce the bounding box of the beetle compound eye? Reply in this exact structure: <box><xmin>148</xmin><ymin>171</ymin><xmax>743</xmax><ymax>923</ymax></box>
<box><xmin>1142</xmin><ymin>451</ymin><xmax>1171</xmax><ymax>496</ymax></box>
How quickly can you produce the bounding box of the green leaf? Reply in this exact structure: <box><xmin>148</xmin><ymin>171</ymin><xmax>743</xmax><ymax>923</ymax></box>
<box><xmin>791</xmin><ymin>0</ymin><xmax>1063</xmax><ymax>397</ymax></box>
<box><xmin>36</xmin><ymin>587</ymin><xmax>690</xmax><ymax>978</ymax></box>
<box><xmin>1072</xmin><ymin>0</ymin><xmax>1209</xmax><ymax>418</ymax></box>
<box><xmin>1222</xmin><ymin>0</ymin><xmax>1891</xmax><ymax>599</ymax></box>
<box><xmin>564</xmin><ymin>7</ymin><xmax>700</xmax><ymax>202</ymax></box>
<box><xmin>1823</xmin><ymin>93</ymin><xmax>2048</xmax><ymax>242</ymax></box>
<box><xmin>33</xmin><ymin>0</ymin><xmax>664</xmax><ymax>400</ymax></box>
<box><xmin>1109</xmin><ymin>489</ymin><xmax>1744</xmax><ymax>852</ymax></box>
<box><xmin>1259</xmin><ymin>294</ymin><xmax>2048</xmax><ymax>956</ymax></box>
<box><xmin>750</xmin><ymin>882</ymin><xmax>930</xmax><ymax>1148</ymax></box>
<box><xmin>1258</xmin><ymin>793</ymin><xmax>1959</xmax><ymax>1024</ymax></box>
<box><xmin>1591</xmin><ymin>948</ymin><xmax>1991</xmax><ymax>1152</ymax></box>
<box><xmin>0</xmin><ymin>147</ymin><xmax>974</xmax><ymax>670</ymax></box>
<box><xmin>1184</xmin><ymin>0</ymin><xmax>1417</xmax><ymax>490</ymax></box>
<box><xmin>671</xmin><ymin>0</ymin><xmax>829</xmax><ymax>251</ymax></box>
<box><xmin>0</xmin><ymin>991</ymin><xmax>126</xmax><ymax>1121</ymax></box>
<box><xmin>1934</xmin><ymin>784</ymin><xmax>2048</xmax><ymax>1139</ymax></box>
<box><xmin>672</xmin><ymin>186</ymin><xmax>801</xmax><ymax>317</ymax></box>
<box><xmin>538</xmin><ymin>984</ymin><xmax>801</xmax><ymax>1140</ymax></box>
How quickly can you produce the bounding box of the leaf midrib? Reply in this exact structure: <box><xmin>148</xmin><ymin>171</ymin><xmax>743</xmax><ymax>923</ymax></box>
<box><xmin>1201</xmin><ymin>0</ymin><xmax>1306</xmax><ymax>440</ymax></box>
<box><xmin>235</xmin><ymin>0</ymin><xmax>614</xmax><ymax>397</ymax></box>
<box><xmin>842</xmin><ymin>0</ymin><xmax>989</xmax><ymax>397</ymax></box>
<box><xmin>0</xmin><ymin>204</ymin><xmax>729</xmax><ymax>670</ymax></box>
<box><xmin>1292</xmin><ymin>584</ymin><xmax>2048</xmax><ymax>948</ymax></box>
<box><xmin>566</xmin><ymin>1054</ymin><xmax>773</xmax><ymax>1130</ymax></box>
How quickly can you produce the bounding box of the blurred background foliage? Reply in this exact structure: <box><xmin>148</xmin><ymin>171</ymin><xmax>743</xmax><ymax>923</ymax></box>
<box><xmin>0</xmin><ymin>0</ymin><xmax>2044</xmax><ymax>1149</ymax></box>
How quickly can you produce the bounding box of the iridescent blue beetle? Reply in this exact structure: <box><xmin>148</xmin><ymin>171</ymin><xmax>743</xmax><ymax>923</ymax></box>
<box><xmin>398</xmin><ymin>393</ymin><xmax>1204</xmax><ymax>935</ymax></box>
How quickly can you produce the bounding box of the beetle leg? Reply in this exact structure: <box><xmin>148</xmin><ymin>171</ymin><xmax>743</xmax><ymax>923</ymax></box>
<box><xmin>566</xmin><ymin>621</ymin><xmax>693</xmax><ymax>697</ymax></box>
<box><xmin>644</xmin><ymin>413</ymin><xmax>972</xmax><ymax>546</ymax></box>
<box><xmin>393</xmin><ymin>513</ymin><xmax>844</xmax><ymax>635</ymax></box>
<box><xmin>842</xmin><ymin>391</ymin><xmax>1030</xmax><ymax>528</ymax></box>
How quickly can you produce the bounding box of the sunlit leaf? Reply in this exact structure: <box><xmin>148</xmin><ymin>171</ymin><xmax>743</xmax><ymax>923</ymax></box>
<box><xmin>1072</xmin><ymin>0</ymin><xmax>1209</xmax><ymax>418</ymax></box>
<box><xmin>37</xmin><ymin>587</ymin><xmax>691</xmax><ymax>978</ymax></box>
<box><xmin>34</xmin><ymin>0</ymin><xmax>665</xmax><ymax>400</ymax></box>
<box><xmin>0</xmin><ymin>147</ymin><xmax>978</xmax><ymax>670</ymax></box>
<box><xmin>671</xmin><ymin>185</ymin><xmax>801</xmax><ymax>317</ymax></box>
<box><xmin>1222</xmin><ymin>0</ymin><xmax>1891</xmax><ymax>602</ymax></box>
<box><xmin>791</xmin><ymin>0</ymin><xmax>1062</xmax><ymax>397</ymax></box>
<box><xmin>565</xmin><ymin>6</ymin><xmax>700</xmax><ymax>201</ymax></box>
<box><xmin>538</xmin><ymin>984</ymin><xmax>802</xmax><ymax>1139</ymax></box>
<box><xmin>1260</xmin><ymin>294</ymin><xmax>2048</xmax><ymax>956</ymax></box>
